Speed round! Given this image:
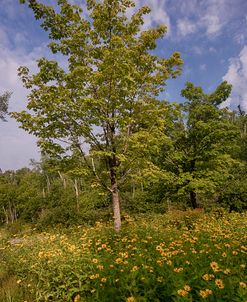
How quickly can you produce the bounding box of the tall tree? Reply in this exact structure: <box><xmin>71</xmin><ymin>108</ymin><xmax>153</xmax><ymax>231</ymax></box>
<box><xmin>13</xmin><ymin>0</ymin><xmax>182</xmax><ymax>232</ymax></box>
<box><xmin>160</xmin><ymin>82</ymin><xmax>238</xmax><ymax>208</ymax></box>
<box><xmin>0</xmin><ymin>91</ymin><xmax>11</xmax><ymax>121</ymax></box>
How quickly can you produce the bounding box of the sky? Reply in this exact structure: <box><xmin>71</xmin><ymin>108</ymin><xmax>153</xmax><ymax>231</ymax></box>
<box><xmin>0</xmin><ymin>0</ymin><xmax>247</xmax><ymax>171</ymax></box>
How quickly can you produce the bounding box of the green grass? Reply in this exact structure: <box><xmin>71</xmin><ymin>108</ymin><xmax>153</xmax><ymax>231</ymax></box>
<box><xmin>1</xmin><ymin>210</ymin><xmax>247</xmax><ymax>301</ymax></box>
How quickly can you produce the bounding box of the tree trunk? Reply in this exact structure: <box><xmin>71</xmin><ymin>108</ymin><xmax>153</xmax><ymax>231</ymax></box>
<box><xmin>110</xmin><ymin>167</ymin><xmax>121</xmax><ymax>233</ymax></box>
<box><xmin>190</xmin><ymin>190</ymin><xmax>198</xmax><ymax>209</ymax></box>
<box><xmin>74</xmin><ymin>179</ymin><xmax>80</xmax><ymax>212</ymax></box>
<box><xmin>189</xmin><ymin>159</ymin><xmax>198</xmax><ymax>209</ymax></box>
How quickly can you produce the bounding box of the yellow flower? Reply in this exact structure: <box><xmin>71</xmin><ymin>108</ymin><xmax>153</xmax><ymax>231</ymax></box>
<box><xmin>16</xmin><ymin>279</ymin><xmax>22</xmax><ymax>284</ymax></box>
<box><xmin>101</xmin><ymin>278</ymin><xmax>107</xmax><ymax>283</ymax></box>
<box><xmin>223</xmin><ymin>269</ymin><xmax>231</xmax><ymax>275</ymax></box>
<box><xmin>126</xmin><ymin>297</ymin><xmax>135</xmax><ymax>302</ymax></box>
<box><xmin>240</xmin><ymin>282</ymin><xmax>246</xmax><ymax>289</ymax></box>
<box><xmin>199</xmin><ymin>289</ymin><xmax>213</xmax><ymax>298</ymax></box>
<box><xmin>184</xmin><ymin>285</ymin><xmax>191</xmax><ymax>292</ymax></box>
<box><xmin>74</xmin><ymin>294</ymin><xmax>81</xmax><ymax>302</ymax></box>
<box><xmin>89</xmin><ymin>274</ymin><xmax>100</xmax><ymax>280</ymax></box>
<box><xmin>173</xmin><ymin>267</ymin><xmax>184</xmax><ymax>273</ymax></box>
<box><xmin>115</xmin><ymin>258</ymin><xmax>123</xmax><ymax>264</ymax></box>
<box><xmin>177</xmin><ymin>289</ymin><xmax>188</xmax><ymax>297</ymax></box>
<box><xmin>131</xmin><ymin>266</ymin><xmax>138</xmax><ymax>272</ymax></box>
<box><xmin>156</xmin><ymin>259</ymin><xmax>163</xmax><ymax>266</ymax></box>
<box><xmin>215</xmin><ymin>279</ymin><xmax>224</xmax><ymax>289</ymax></box>
<box><xmin>92</xmin><ymin>258</ymin><xmax>98</xmax><ymax>264</ymax></box>
<box><xmin>166</xmin><ymin>260</ymin><xmax>172</xmax><ymax>266</ymax></box>
<box><xmin>202</xmin><ymin>274</ymin><xmax>214</xmax><ymax>281</ymax></box>
<box><xmin>156</xmin><ymin>245</ymin><xmax>162</xmax><ymax>251</ymax></box>
<box><xmin>210</xmin><ymin>262</ymin><xmax>220</xmax><ymax>272</ymax></box>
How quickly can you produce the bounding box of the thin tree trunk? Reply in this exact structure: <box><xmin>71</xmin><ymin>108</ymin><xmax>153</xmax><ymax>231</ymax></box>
<box><xmin>110</xmin><ymin>167</ymin><xmax>121</xmax><ymax>233</ymax></box>
<box><xmin>3</xmin><ymin>206</ymin><xmax>8</xmax><ymax>224</ymax></box>
<box><xmin>58</xmin><ymin>171</ymin><xmax>66</xmax><ymax>189</ymax></box>
<box><xmin>189</xmin><ymin>159</ymin><xmax>198</xmax><ymax>209</ymax></box>
<box><xmin>190</xmin><ymin>190</ymin><xmax>198</xmax><ymax>209</ymax></box>
<box><xmin>46</xmin><ymin>175</ymin><xmax>51</xmax><ymax>192</ymax></box>
<box><xmin>74</xmin><ymin>179</ymin><xmax>79</xmax><ymax>212</ymax></box>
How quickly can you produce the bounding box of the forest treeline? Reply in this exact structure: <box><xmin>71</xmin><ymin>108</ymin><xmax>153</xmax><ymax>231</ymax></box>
<box><xmin>1</xmin><ymin>83</ymin><xmax>247</xmax><ymax>228</ymax></box>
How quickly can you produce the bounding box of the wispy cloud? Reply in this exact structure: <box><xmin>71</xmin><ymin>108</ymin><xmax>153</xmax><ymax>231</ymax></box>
<box><xmin>177</xmin><ymin>18</ymin><xmax>196</xmax><ymax>37</ymax></box>
<box><xmin>127</xmin><ymin>0</ymin><xmax>171</xmax><ymax>34</ymax></box>
<box><xmin>199</xmin><ymin>64</ymin><xmax>207</xmax><ymax>71</ymax></box>
<box><xmin>174</xmin><ymin>0</ymin><xmax>245</xmax><ymax>39</ymax></box>
<box><xmin>222</xmin><ymin>45</ymin><xmax>247</xmax><ymax>110</ymax></box>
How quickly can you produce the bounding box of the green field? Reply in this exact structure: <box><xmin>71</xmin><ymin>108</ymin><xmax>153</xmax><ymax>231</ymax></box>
<box><xmin>0</xmin><ymin>210</ymin><xmax>246</xmax><ymax>302</ymax></box>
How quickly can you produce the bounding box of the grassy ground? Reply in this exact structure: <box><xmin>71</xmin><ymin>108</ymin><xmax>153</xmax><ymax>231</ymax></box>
<box><xmin>0</xmin><ymin>209</ymin><xmax>246</xmax><ymax>301</ymax></box>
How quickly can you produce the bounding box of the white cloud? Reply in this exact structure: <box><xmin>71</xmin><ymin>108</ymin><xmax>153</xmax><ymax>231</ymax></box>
<box><xmin>192</xmin><ymin>46</ymin><xmax>204</xmax><ymax>55</ymax></box>
<box><xmin>177</xmin><ymin>18</ymin><xmax>196</xmax><ymax>36</ymax></box>
<box><xmin>202</xmin><ymin>14</ymin><xmax>222</xmax><ymax>35</ymax></box>
<box><xmin>222</xmin><ymin>45</ymin><xmax>247</xmax><ymax>110</ymax></box>
<box><xmin>0</xmin><ymin>26</ymin><xmax>50</xmax><ymax>171</ymax></box>
<box><xmin>128</xmin><ymin>0</ymin><xmax>171</xmax><ymax>34</ymax></box>
<box><xmin>175</xmin><ymin>0</ymin><xmax>236</xmax><ymax>38</ymax></box>
<box><xmin>200</xmin><ymin>64</ymin><xmax>207</xmax><ymax>71</ymax></box>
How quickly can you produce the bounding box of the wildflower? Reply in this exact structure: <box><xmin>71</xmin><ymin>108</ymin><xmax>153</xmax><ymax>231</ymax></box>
<box><xmin>215</xmin><ymin>279</ymin><xmax>224</xmax><ymax>289</ymax></box>
<box><xmin>156</xmin><ymin>259</ymin><xmax>163</xmax><ymax>266</ymax></box>
<box><xmin>184</xmin><ymin>285</ymin><xmax>191</xmax><ymax>292</ymax></box>
<box><xmin>156</xmin><ymin>245</ymin><xmax>162</xmax><ymax>251</ymax></box>
<box><xmin>240</xmin><ymin>264</ymin><xmax>246</xmax><ymax>269</ymax></box>
<box><xmin>210</xmin><ymin>262</ymin><xmax>220</xmax><ymax>272</ymax></box>
<box><xmin>131</xmin><ymin>266</ymin><xmax>138</xmax><ymax>272</ymax></box>
<box><xmin>202</xmin><ymin>274</ymin><xmax>214</xmax><ymax>281</ymax></box>
<box><xmin>74</xmin><ymin>294</ymin><xmax>81</xmax><ymax>302</ymax></box>
<box><xmin>223</xmin><ymin>269</ymin><xmax>231</xmax><ymax>275</ymax></box>
<box><xmin>199</xmin><ymin>289</ymin><xmax>213</xmax><ymax>298</ymax></box>
<box><xmin>240</xmin><ymin>282</ymin><xmax>246</xmax><ymax>289</ymax></box>
<box><xmin>126</xmin><ymin>297</ymin><xmax>135</xmax><ymax>302</ymax></box>
<box><xmin>16</xmin><ymin>279</ymin><xmax>22</xmax><ymax>284</ymax></box>
<box><xmin>101</xmin><ymin>278</ymin><xmax>107</xmax><ymax>283</ymax></box>
<box><xmin>222</xmin><ymin>252</ymin><xmax>227</xmax><ymax>257</ymax></box>
<box><xmin>156</xmin><ymin>277</ymin><xmax>163</xmax><ymax>282</ymax></box>
<box><xmin>173</xmin><ymin>267</ymin><xmax>184</xmax><ymax>273</ymax></box>
<box><xmin>89</xmin><ymin>274</ymin><xmax>99</xmax><ymax>280</ymax></box>
<box><xmin>92</xmin><ymin>258</ymin><xmax>98</xmax><ymax>264</ymax></box>
<box><xmin>115</xmin><ymin>258</ymin><xmax>123</xmax><ymax>264</ymax></box>
<box><xmin>177</xmin><ymin>289</ymin><xmax>188</xmax><ymax>297</ymax></box>
<box><xmin>97</xmin><ymin>265</ymin><xmax>104</xmax><ymax>270</ymax></box>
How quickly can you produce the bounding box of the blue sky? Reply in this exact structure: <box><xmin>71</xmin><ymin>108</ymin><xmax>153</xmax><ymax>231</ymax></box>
<box><xmin>0</xmin><ymin>0</ymin><xmax>247</xmax><ymax>171</ymax></box>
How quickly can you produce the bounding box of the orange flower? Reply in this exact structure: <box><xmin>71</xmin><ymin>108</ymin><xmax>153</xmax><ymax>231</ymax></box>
<box><xmin>215</xmin><ymin>279</ymin><xmax>224</xmax><ymax>289</ymax></box>
<box><xmin>177</xmin><ymin>289</ymin><xmax>188</xmax><ymax>297</ymax></box>
<box><xmin>199</xmin><ymin>289</ymin><xmax>213</xmax><ymax>298</ymax></box>
<box><xmin>210</xmin><ymin>262</ymin><xmax>220</xmax><ymax>272</ymax></box>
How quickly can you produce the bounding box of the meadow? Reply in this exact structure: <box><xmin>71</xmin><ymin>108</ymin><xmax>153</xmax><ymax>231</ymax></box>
<box><xmin>0</xmin><ymin>209</ymin><xmax>246</xmax><ymax>302</ymax></box>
